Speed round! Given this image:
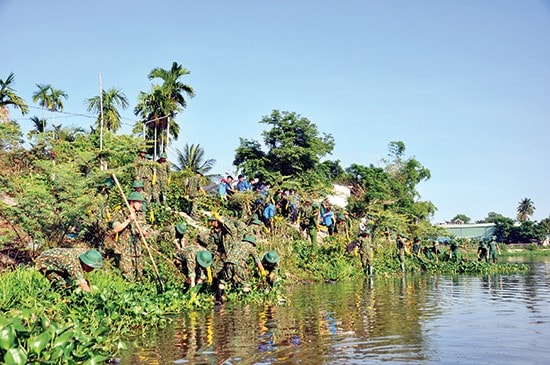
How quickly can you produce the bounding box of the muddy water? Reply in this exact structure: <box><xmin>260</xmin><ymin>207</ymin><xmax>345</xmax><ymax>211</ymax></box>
<box><xmin>121</xmin><ymin>257</ymin><xmax>550</xmax><ymax>364</ymax></box>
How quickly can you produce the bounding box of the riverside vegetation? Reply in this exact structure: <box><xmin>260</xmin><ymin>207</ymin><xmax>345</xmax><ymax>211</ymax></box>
<box><xmin>0</xmin><ymin>73</ymin><xmax>543</xmax><ymax>363</ymax></box>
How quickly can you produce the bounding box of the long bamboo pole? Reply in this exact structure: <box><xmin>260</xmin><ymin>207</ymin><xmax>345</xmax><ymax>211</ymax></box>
<box><xmin>111</xmin><ymin>173</ymin><xmax>164</xmax><ymax>292</ymax></box>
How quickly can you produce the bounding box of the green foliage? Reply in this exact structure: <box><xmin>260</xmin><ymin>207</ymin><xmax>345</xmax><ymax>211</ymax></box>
<box><xmin>452</xmin><ymin>214</ymin><xmax>471</xmax><ymax>224</ymax></box>
<box><xmin>0</xmin><ymin>122</ymin><xmax>23</xmax><ymax>151</ymax></box>
<box><xmin>234</xmin><ymin>110</ymin><xmax>335</xmax><ymax>187</ymax></box>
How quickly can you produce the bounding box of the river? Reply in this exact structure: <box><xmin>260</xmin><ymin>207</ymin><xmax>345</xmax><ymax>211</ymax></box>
<box><xmin>120</xmin><ymin>256</ymin><xmax>550</xmax><ymax>364</ymax></box>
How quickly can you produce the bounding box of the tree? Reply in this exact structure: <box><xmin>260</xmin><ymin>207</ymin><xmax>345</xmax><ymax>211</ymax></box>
<box><xmin>0</xmin><ymin>72</ymin><xmax>29</xmax><ymax>122</ymax></box>
<box><xmin>86</xmin><ymin>87</ymin><xmax>129</xmax><ymax>133</ymax></box>
<box><xmin>32</xmin><ymin>84</ymin><xmax>68</xmax><ymax>127</ymax></box>
<box><xmin>172</xmin><ymin>143</ymin><xmax>216</xmax><ymax>174</ymax></box>
<box><xmin>517</xmin><ymin>198</ymin><xmax>535</xmax><ymax>221</ymax></box>
<box><xmin>234</xmin><ymin>110</ymin><xmax>334</xmax><ymax>183</ymax></box>
<box><xmin>135</xmin><ymin>62</ymin><xmax>194</xmax><ymax>156</ymax></box>
<box><xmin>452</xmin><ymin>214</ymin><xmax>471</xmax><ymax>224</ymax></box>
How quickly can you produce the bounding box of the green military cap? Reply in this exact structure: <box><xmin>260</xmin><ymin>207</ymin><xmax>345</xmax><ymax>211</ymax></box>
<box><xmin>132</xmin><ymin>180</ymin><xmax>144</xmax><ymax>188</ymax></box>
<box><xmin>159</xmin><ymin>152</ymin><xmax>168</xmax><ymax>159</ymax></box>
<box><xmin>242</xmin><ymin>235</ymin><xmax>257</xmax><ymax>245</ymax></box>
<box><xmin>79</xmin><ymin>249</ymin><xmax>103</xmax><ymax>269</ymax></box>
<box><xmin>145</xmin><ymin>154</ymin><xmax>153</xmax><ymax>160</ymax></box>
<box><xmin>101</xmin><ymin>177</ymin><xmax>114</xmax><ymax>189</ymax></box>
<box><xmin>175</xmin><ymin>223</ymin><xmax>187</xmax><ymax>235</ymax></box>
<box><xmin>138</xmin><ymin>148</ymin><xmax>147</xmax><ymax>153</ymax></box>
<box><xmin>252</xmin><ymin>218</ymin><xmax>262</xmax><ymax>225</ymax></box>
<box><xmin>312</xmin><ymin>203</ymin><xmax>320</xmax><ymax>209</ymax></box>
<box><xmin>263</xmin><ymin>250</ymin><xmax>279</xmax><ymax>264</ymax></box>
<box><xmin>127</xmin><ymin>191</ymin><xmax>145</xmax><ymax>202</ymax></box>
<box><xmin>196</xmin><ymin>250</ymin><xmax>212</xmax><ymax>268</ymax></box>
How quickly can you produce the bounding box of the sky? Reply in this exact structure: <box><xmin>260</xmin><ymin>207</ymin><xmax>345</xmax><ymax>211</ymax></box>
<box><xmin>1</xmin><ymin>0</ymin><xmax>549</xmax><ymax>224</ymax></box>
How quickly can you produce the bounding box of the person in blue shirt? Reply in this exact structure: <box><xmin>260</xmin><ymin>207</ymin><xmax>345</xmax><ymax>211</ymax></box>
<box><xmin>236</xmin><ymin>175</ymin><xmax>252</xmax><ymax>192</ymax></box>
<box><xmin>262</xmin><ymin>201</ymin><xmax>276</xmax><ymax>233</ymax></box>
<box><xmin>217</xmin><ymin>176</ymin><xmax>235</xmax><ymax>201</ymax></box>
<box><xmin>322</xmin><ymin>206</ymin><xmax>334</xmax><ymax>235</ymax></box>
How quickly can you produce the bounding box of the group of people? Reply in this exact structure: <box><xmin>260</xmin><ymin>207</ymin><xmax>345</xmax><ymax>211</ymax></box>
<box><xmin>32</xmin><ymin>149</ymin><xmax>503</xmax><ymax>297</ymax></box>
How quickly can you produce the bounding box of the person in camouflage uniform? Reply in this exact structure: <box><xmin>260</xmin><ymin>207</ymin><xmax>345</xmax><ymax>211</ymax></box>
<box><xmin>156</xmin><ymin>152</ymin><xmax>171</xmax><ymax>204</ymax></box>
<box><xmin>358</xmin><ymin>230</ymin><xmax>374</xmax><ymax>275</ymax></box>
<box><xmin>35</xmin><ymin>248</ymin><xmax>103</xmax><ymax>292</ymax></box>
<box><xmin>132</xmin><ymin>180</ymin><xmax>149</xmax><ymax>214</ymax></box>
<box><xmin>396</xmin><ymin>233</ymin><xmax>406</xmax><ymax>272</ymax></box>
<box><xmin>111</xmin><ymin>191</ymin><xmax>150</xmax><ymax>281</ymax></box>
<box><xmin>134</xmin><ymin>150</ymin><xmax>152</xmax><ymax>201</ymax></box>
<box><xmin>299</xmin><ymin>202</ymin><xmax>320</xmax><ymax>244</ymax></box>
<box><xmin>198</xmin><ymin>216</ymin><xmax>243</xmax><ymax>276</ymax></box>
<box><xmin>185</xmin><ymin>172</ymin><xmax>204</xmax><ymax>216</ymax></box>
<box><xmin>174</xmin><ymin>244</ymin><xmax>213</xmax><ymax>288</ymax></box>
<box><xmin>216</xmin><ymin>235</ymin><xmax>266</xmax><ymax>302</ymax></box>
<box><xmin>261</xmin><ymin>250</ymin><xmax>279</xmax><ymax>287</ymax></box>
<box><xmin>488</xmin><ymin>236</ymin><xmax>499</xmax><ymax>264</ymax></box>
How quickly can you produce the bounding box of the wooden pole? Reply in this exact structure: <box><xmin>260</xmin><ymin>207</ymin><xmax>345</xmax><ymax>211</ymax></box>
<box><xmin>111</xmin><ymin>173</ymin><xmax>164</xmax><ymax>292</ymax></box>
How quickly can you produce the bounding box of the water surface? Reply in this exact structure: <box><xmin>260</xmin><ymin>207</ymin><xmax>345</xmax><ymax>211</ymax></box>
<box><xmin>121</xmin><ymin>257</ymin><xmax>550</xmax><ymax>364</ymax></box>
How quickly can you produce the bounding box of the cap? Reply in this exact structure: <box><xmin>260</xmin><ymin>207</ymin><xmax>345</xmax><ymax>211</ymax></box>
<box><xmin>79</xmin><ymin>249</ymin><xmax>103</xmax><ymax>269</ymax></box>
<box><xmin>127</xmin><ymin>191</ymin><xmax>145</xmax><ymax>202</ymax></box>
<box><xmin>263</xmin><ymin>250</ymin><xmax>279</xmax><ymax>264</ymax></box>
<box><xmin>132</xmin><ymin>180</ymin><xmax>144</xmax><ymax>188</ymax></box>
<box><xmin>242</xmin><ymin>235</ymin><xmax>257</xmax><ymax>245</ymax></box>
<box><xmin>196</xmin><ymin>250</ymin><xmax>212</xmax><ymax>268</ymax></box>
<box><xmin>175</xmin><ymin>223</ymin><xmax>187</xmax><ymax>235</ymax></box>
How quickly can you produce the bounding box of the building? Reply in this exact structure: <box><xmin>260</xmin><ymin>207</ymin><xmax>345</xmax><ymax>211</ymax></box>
<box><xmin>439</xmin><ymin>223</ymin><xmax>496</xmax><ymax>240</ymax></box>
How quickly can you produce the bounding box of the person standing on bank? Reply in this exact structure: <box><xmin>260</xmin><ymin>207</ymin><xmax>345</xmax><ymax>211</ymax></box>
<box><xmin>396</xmin><ymin>233</ymin><xmax>406</xmax><ymax>272</ymax></box>
<box><xmin>111</xmin><ymin>191</ymin><xmax>150</xmax><ymax>281</ymax></box>
<box><xmin>488</xmin><ymin>236</ymin><xmax>500</xmax><ymax>264</ymax></box>
<box><xmin>35</xmin><ymin>248</ymin><xmax>103</xmax><ymax>292</ymax></box>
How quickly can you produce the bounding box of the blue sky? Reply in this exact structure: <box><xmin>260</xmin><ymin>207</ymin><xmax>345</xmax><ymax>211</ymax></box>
<box><xmin>1</xmin><ymin>0</ymin><xmax>549</xmax><ymax>223</ymax></box>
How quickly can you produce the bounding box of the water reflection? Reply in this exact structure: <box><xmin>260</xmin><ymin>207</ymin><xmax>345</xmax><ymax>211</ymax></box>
<box><xmin>121</xmin><ymin>258</ymin><xmax>550</xmax><ymax>364</ymax></box>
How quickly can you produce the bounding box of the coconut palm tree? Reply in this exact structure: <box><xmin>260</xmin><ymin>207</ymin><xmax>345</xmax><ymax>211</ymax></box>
<box><xmin>86</xmin><ymin>87</ymin><xmax>129</xmax><ymax>133</ymax></box>
<box><xmin>172</xmin><ymin>143</ymin><xmax>216</xmax><ymax>175</ymax></box>
<box><xmin>32</xmin><ymin>84</ymin><xmax>68</xmax><ymax>127</ymax></box>
<box><xmin>0</xmin><ymin>72</ymin><xmax>29</xmax><ymax>122</ymax></box>
<box><xmin>517</xmin><ymin>197</ymin><xmax>535</xmax><ymax>221</ymax></box>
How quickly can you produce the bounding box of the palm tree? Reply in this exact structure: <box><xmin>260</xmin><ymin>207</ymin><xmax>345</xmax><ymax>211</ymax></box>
<box><xmin>86</xmin><ymin>87</ymin><xmax>129</xmax><ymax>133</ymax></box>
<box><xmin>148</xmin><ymin>62</ymin><xmax>194</xmax><ymax>110</ymax></box>
<box><xmin>32</xmin><ymin>84</ymin><xmax>68</xmax><ymax>127</ymax></box>
<box><xmin>52</xmin><ymin>124</ymin><xmax>86</xmax><ymax>142</ymax></box>
<box><xmin>27</xmin><ymin>116</ymin><xmax>48</xmax><ymax>138</ymax></box>
<box><xmin>172</xmin><ymin>143</ymin><xmax>216</xmax><ymax>175</ymax></box>
<box><xmin>135</xmin><ymin>62</ymin><xmax>194</xmax><ymax>156</ymax></box>
<box><xmin>517</xmin><ymin>198</ymin><xmax>535</xmax><ymax>221</ymax></box>
<box><xmin>0</xmin><ymin>72</ymin><xmax>29</xmax><ymax>122</ymax></box>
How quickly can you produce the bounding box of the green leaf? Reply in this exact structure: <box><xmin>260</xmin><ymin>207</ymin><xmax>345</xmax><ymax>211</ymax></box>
<box><xmin>3</xmin><ymin>347</ymin><xmax>28</xmax><ymax>365</ymax></box>
<box><xmin>0</xmin><ymin>325</ymin><xmax>16</xmax><ymax>350</ymax></box>
<box><xmin>83</xmin><ymin>354</ymin><xmax>109</xmax><ymax>365</ymax></box>
<box><xmin>52</xmin><ymin>330</ymin><xmax>74</xmax><ymax>348</ymax></box>
<box><xmin>27</xmin><ymin>331</ymin><xmax>51</xmax><ymax>355</ymax></box>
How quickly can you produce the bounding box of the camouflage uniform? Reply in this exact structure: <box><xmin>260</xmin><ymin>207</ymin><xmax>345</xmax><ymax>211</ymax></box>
<box><xmin>199</xmin><ymin>218</ymin><xmax>242</xmax><ymax>275</ymax></box>
<box><xmin>134</xmin><ymin>155</ymin><xmax>152</xmax><ymax>201</ymax></box>
<box><xmin>488</xmin><ymin>239</ymin><xmax>498</xmax><ymax>264</ymax></box>
<box><xmin>174</xmin><ymin>244</ymin><xmax>210</xmax><ymax>283</ymax></box>
<box><xmin>219</xmin><ymin>239</ymin><xmax>261</xmax><ymax>289</ymax></box>
<box><xmin>156</xmin><ymin>159</ymin><xmax>170</xmax><ymax>204</ymax></box>
<box><xmin>396</xmin><ymin>235</ymin><xmax>406</xmax><ymax>271</ymax></box>
<box><xmin>35</xmin><ymin>248</ymin><xmax>89</xmax><ymax>289</ymax></box>
<box><xmin>299</xmin><ymin>204</ymin><xmax>319</xmax><ymax>244</ymax></box>
<box><xmin>111</xmin><ymin>210</ymin><xmax>149</xmax><ymax>281</ymax></box>
<box><xmin>358</xmin><ymin>234</ymin><xmax>374</xmax><ymax>275</ymax></box>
